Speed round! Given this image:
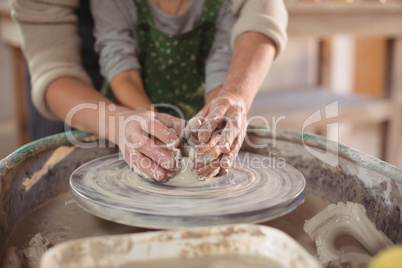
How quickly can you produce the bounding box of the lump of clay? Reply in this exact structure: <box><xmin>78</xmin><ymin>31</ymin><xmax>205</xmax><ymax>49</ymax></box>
<box><xmin>130</xmin><ymin>125</ymin><xmax>224</xmax><ymax>182</ymax></box>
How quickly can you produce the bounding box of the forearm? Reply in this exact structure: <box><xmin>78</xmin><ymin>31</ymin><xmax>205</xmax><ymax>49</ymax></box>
<box><xmin>46</xmin><ymin>77</ymin><xmax>129</xmax><ymax>144</ymax></box>
<box><xmin>231</xmin><ymin>0</ymin><xmax>288</xmax><ymax>58</ymax></box>
<box><xmin>110</xmin><ymin>70</ymin><xmax>153</xmax><ymax>111</ymax></box>
<box><xmin>209</xmin><ymin>31</ymin><xmax>276</xmax><ymax>112</ymax></box>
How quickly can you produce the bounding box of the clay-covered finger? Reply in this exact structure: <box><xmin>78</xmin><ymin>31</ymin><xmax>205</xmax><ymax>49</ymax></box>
<box><xmin>198</xmin><ymin>103</ymin><xmax>229</xmax><ymax>143</ymax></box>
<box><xmin>125</xmin><ymin>148</ymin><xmax>168</xmax><ymax>181</ymax></box>
<box><xmin>219</xmin><ymin>107</ymin><xmax>245</xmax><ymax>154</ymax></box>
<box><xmin>137</xmin><ymin>136</ymin><xmax>176</xmax><ymax>171</ymax></box>
<box><xmin>193</xmin><ymin>158</ymin><xmax>221</xmax><ymax>179</ymax></box>
<box><xmin>156</xmin><ymin>112</ymin><xmax>186</xmax><ymax>140</ymax></box>
<box><xmin>154</xmin><ymin>137</ymin><xmax>182</xmax><ymax>162</ymax></box>
<box><xmin>193</xmin><ymin>146</ymin><xmax>222</xmax><ymax>169</ymax></box>
<box><xmin>195</xmin><ymin>133</ymin><xmax>221</xmax><ymax>155</ymax></box>
<box><xmin>220</xmin><ymin>137</ymin><xmax>243</xmax><ymax>169</ymax></box>
<box><xmin>122</xmin><ymin>126</ymin><xmax>148</xmax><ymax>150</ymax></box>
<box><xmin>184</xmin><ymin>117</ymin><xmax>203</xmax><ymax>140</ymax></box>
<box><xmin>192</xmin><ymin>105</ymin><xmax>210</xmax><ymax>128</ymax></box>
<box><xmin>165</xmin><ymin>169</ymin><xmax>176</xmax><ymax>179</ymax></box>
<box><xmin>145</xmin><ymin>118</ymin><xmax>180</xmax><ymax>148</ymax></box>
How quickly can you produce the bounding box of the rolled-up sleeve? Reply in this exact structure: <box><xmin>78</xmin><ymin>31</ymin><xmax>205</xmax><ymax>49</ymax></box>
<box><xmin>10</xmin><ymin>0</ymin><xmax>92</xmax><ymax>120</ymax></box>
<box><xmin>91</xmin><ymin>0</ymin><xmax>141</xmax><ymax>83</ymax></box>
<box><xmin>231</xmin><ymin>0</ymin><xmax>288</xmax><ymax>58</ymax></box>
<box><xmin>205</xmin><ymin>0</ymin><xmax>236</xmax><ymax>96</ymax></box>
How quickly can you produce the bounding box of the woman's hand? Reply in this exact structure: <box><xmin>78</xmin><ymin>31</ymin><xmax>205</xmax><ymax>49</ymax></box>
<box><xmin>188</xmin><ymin>32</ymin><xmax>277</xmax><ymax>178</ymax></box>
<box><xmin>114</xmin><ymin>107</ymin><xmax>186</xmax><ymax>181</ymax></box>
<box><xmin>188</xmin><ymin>92</ymin><xmax>248</xmax><ymax>177</ymax></box>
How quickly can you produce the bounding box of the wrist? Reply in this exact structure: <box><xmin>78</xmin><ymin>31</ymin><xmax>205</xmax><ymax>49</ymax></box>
<box><xmin>111</xmin><ymin>70</ymin><xmax>153</xmax><ymax>110</ymax></box>
<box><xmin>104</xmin><ymin>104</ymin><xmax>131</xmax><ymax>145</ymax></box>
<box><xmin>216</xmin><ymin>89</ymin><xmax>249</xmax><ymax>113</ymax></box>
<box><xmin>105</xmin><ymin>105</ymin><xmax>155</xmax><ymax>146</ymax></box>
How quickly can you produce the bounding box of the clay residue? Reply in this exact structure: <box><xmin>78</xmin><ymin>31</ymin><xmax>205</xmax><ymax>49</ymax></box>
<box><xmin>180</xmin><ymin>230</ymin><xmax>209</xmax><ymax>240</ymax></box>
<box><xmin>2</xmin><ymin>191</ymin><xmax>146</xmax><ymax>267</ymax></box>
<box><xmin>220</xmin><ymin>226</ymin><xmax>265</xmax><ymax>238</ymax></box>
<box><xmin>179</xmin><ymin>240</ymin><xmax>235</xmax><ymax>258</ymax></box>
<box><xmin>3</xmin><ymin>233</ymin><xmax>49</xmax><ymax>268</ymax></box>
<box><xmin>22</xmin><ymin>146</ymin><xmax>76</xmax><ymax>192</ymax></box>
<box><xmin>177</xmin><ymin>226</ymin><xmax>265</xmax><ymax>259</ymax></box>
<box><xmin>89</xmin><ymin>237</ymin><xmax>134</xmax><ymax>266</ymax></box>
<box><xmin>116</xmin><ymin>254</ymin><xmax>283</xmax><ymax>268</ymax></box>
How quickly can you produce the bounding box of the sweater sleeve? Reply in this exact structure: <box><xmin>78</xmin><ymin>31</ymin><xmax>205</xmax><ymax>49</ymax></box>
<box><xmin>231</xmin><ymin>0</ymin><xmax>288</xmax><ymax>58</ymax></box>
<box><xmin>204</xmin><ymin>0</ymin><xmax>236</xmax><ymax>96</ymax></box>
<box><xmin>10</xmin><ymin>0</ymin><xmax>92</xmax><ymax>120</ymax></box>
<box><xmin>91</xmin><ymin>0</ymin><xmax>141</xmax><ymax>83</ymax></box>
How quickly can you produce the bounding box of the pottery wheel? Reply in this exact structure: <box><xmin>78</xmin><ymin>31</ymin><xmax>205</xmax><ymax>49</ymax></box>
<box><xmin>70</xmin><ymin>151</ymin><xmax>306</xmax><ymax>229</ymax></box>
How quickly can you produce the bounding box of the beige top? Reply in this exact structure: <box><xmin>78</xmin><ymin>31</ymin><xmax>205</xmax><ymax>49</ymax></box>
<box><xmin>10</xmin><ymin>0</ymin><xmax>288</xmax><ymax>120</ymax></box>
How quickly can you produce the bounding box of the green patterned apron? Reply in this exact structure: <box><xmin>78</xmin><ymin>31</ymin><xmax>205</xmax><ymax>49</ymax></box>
<box><xmin>102</xmin><ymin>0</ymin><xmax>223</xmax><ymax>120</ymax></box>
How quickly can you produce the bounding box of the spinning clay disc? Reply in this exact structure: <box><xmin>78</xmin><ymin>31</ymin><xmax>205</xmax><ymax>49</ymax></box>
<box><xmin>70</xmin><ymin>151</ymin><xmax>306</xmax><ymax>229</ymax></box>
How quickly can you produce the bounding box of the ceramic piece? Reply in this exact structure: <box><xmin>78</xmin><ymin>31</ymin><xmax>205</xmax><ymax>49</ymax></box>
<box><xmin>40</xmin><ymin>224</ymin><xmax>322</xmax><ymax>268</ymax></box>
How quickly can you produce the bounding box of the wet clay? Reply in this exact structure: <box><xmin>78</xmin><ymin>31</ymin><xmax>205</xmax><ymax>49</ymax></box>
<box><xmin>112</xmin><ymin>254</ymin><xmax>283</xmax><ymax>268</ymax></box>
<box><xmin>3</xmin><ymin>192</ymin><xmax>326</xmax><ymax>267</ymax></box>
<box><xmin>4</xmin><ymin>192</ymin><xmax>147</xmax><ymax>253</ymax></box>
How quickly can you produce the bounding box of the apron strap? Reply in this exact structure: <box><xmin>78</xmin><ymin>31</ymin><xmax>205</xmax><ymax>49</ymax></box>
<box><xmin>134</xmin><ymin>0</ymin><xmax>154</xmax><ymax>27</ymax></box>
<box><xmin>195</xmin><ymin>0</ymin><xmax>224</xmax><ymax>27</ymax></box>
<box><xmin>134</xmin><ymin>0</ymin><xmax>224</xmax><ymax>28</ymax></box>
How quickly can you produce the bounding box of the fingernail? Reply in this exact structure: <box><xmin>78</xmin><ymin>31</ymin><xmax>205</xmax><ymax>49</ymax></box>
<box><xmin>223</xmin><ymin>142</ymin><xmax>230</xmax><ymax>151</ymax></box>
<box><xmin>210</xmin><ymin>168</ymin><xmax>220</xmax><ymax>178</ymax></box>
<box><xmin>189</xmin><ymin>118</ymin><xmax>202</xmax><ymax>130</ymax></box>
<box><xmin>161</xmin><ymin>162</ymin><xmax>169</xmax><ymax>169</ymax></box>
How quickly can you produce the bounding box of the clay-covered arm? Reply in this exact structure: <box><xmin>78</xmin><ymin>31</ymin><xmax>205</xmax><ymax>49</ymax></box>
<box><xmin>191</xmin><ymin>32</ymin><xmax>276</xmax><ymax>177</ymax></box>
<box><xmin>209</xmin><ymin>32</ymin><xmax>276</xmax><ymax>112</ymax></box>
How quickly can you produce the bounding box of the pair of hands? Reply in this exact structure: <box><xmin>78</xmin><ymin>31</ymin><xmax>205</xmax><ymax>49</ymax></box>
<box><xmin>118</xmin><ymin>94</ymin><xmax>247</xmax><ymax>181</ymax></box>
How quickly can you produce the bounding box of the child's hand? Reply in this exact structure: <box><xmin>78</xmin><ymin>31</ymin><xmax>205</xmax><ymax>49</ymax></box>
<box><xmin>115</xmin><ymin>107</ymin><xmax>185</xmax><ymax>181</ymax></box>
<box><xmin>187</xmin><ymin>93</ymin><xmax>248</xmax><ymax>176</ymax></box>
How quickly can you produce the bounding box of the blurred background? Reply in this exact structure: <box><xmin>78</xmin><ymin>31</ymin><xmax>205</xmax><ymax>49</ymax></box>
<box><xmin>0</xmin><ymin>0</ymin><xmax>401</xmax><ymax>167</ymax></box>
